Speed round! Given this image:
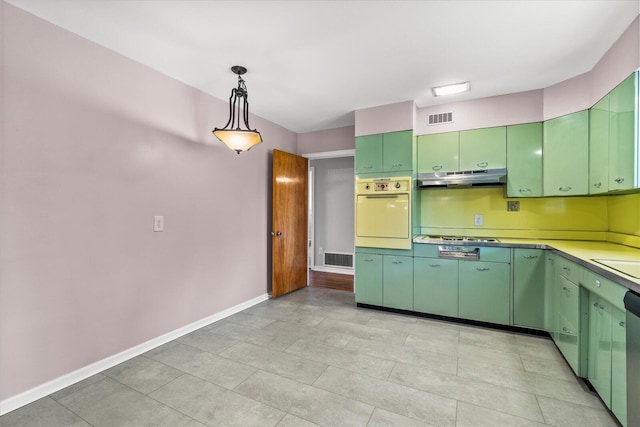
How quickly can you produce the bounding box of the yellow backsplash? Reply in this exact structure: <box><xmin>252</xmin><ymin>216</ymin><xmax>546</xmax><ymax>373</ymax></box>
<box><xmin>417</xmin><ymin>187</ymin><xmax>638</xmax><ymax>242</ymax></box>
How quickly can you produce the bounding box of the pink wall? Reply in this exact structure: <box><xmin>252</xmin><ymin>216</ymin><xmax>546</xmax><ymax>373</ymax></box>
<box><xmin>296</xmin><ymin>125</ymin><xmax>355</xmax><ymax>155</ymax></box>
<box><xmin>415</xmin><ymin>90</ymin><xmax>543</xmax><ymax>135</ymax></box>
<box><xmin>0</xmin><ymin>4</ymin><xmax>296</xmax><ymax>401</ymax></box>
<box><xmin>354</xmin><ymin>101</ymin><xmax>415</xmax><ymax>136</ymax></box>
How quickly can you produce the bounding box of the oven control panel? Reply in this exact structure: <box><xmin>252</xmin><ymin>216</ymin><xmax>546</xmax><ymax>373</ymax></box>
<box><xmin>358</xmin><ymin>177</ymin><xmax>411</xmax><ymax>193</ymax></box>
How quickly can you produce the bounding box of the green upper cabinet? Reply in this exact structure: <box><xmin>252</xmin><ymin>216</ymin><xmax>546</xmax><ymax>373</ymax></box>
<box><xmin>506</xmin><ymin>123</ymin><xmax>543</xmax><ymax>197</ymax></box>
<box><xmin>355</xmin><ymin>134</ymin><xmax>383</xmax><ymax>174</ymax></box>
<box><xmin>609</xmin><ymin>72</ymin><xmax>638</xmax><ymax>191</ymax></box>
<box><xmin>589</xmin><ymin>94</ymin><xmax>610</xmax><ymax>194</ymax></box>
<box><xmin>459</xmin><ymin>127</ymin><xmax>506</xmax><ymax>171</ymax></box>
<box><xmin>543</xmin><ymin>110</ymin><xmax>589</xmax><ymax>196</ymax></box>
<box><xmin>356</xmin><ymin>130</ymin><xmax>413</xmax><ymax>175</ymax></box>
<box><xmin>416</xmin><ymin>131</ymin><xmax>459</xmax><ymax>173</ymax></box>
<box><xmin>383</xmin><ymin>130</ymin><xmax>413</xmax><ymax>173</ymax></box>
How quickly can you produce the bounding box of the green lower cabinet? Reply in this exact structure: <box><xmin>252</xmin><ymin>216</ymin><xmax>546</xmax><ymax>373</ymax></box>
<box><xmin>611</xmin><ymin>307</ymin><xmax>627</xmax><ymax>426</ymax></box>
<box><xmin>413</xmin><ymin>258</ymin><xmax>458</xmax><ymax>317</ymax></box>
<box><xmin>459</xmin><ymin>261</ymin><xmax>510</xmax><ymax>325</ymax></box>
<box><xmin>544</xmin><ymin>254</ymin><xmax>558</xmax><ymax>339</ymax></box>
<box><xmin>588</xmin><ymin>293</ymin><xmax>613</xmax><ymax>407</ymax></box>
<box><xmin>355</xmin><ymin>253</ymin><xmax>382</xmax><ymax>305</ymax></box>
<box><xmin>383</xmin><ymin>255</ymin><xmax>413</xmax><ymax>310</ymax></box>
<box><xmin>555</xmin><ymin>276</ymin><xmax>581</xmax><ymax>374</ymax></box>
<box><xmin>513</xmin><ymin>249</ymin><xmax>545</xmax><ymax>328</ymax></box>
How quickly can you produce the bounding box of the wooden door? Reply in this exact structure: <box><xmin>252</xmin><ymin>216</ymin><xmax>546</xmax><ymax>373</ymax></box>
<box><xmin>271</xmin><ymin>149</ymin><xmax>308</xmax><ymax>298</ymax></box>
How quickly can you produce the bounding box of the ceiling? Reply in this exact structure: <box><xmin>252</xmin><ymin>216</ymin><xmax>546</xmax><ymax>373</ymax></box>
<box><xmin>6</xmin><ymin>0</ymin><xmax>639</xmax><ymax>133</ymax></box>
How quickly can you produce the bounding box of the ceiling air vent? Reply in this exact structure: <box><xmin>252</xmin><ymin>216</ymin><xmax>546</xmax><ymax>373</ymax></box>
<box><xmin>427</xmin><ymin>111</ymin><xmax>454</xmax><ymax>125</ymax></box>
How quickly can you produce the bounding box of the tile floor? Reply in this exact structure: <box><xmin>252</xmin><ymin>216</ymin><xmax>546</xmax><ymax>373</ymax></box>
<box><xmin>0</xmin><ymin>287</ymin><xmax>619</xmax><ymax>427</ymax></box>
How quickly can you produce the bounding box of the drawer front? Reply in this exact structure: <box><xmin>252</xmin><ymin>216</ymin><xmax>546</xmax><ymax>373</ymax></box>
<box><xmin>583</xmin><ymin>271</ymin><xmax>627</xmax><ymax>310</ymax></box>
<box><xmin>557</xmin><ymin>257</ymin><xmax>583</xmax><ymax>283</ymax></box>
<box><xmin>413</xmin><ymin>244</ymin><xmax>439</xmax><ymax>258</ymax></box>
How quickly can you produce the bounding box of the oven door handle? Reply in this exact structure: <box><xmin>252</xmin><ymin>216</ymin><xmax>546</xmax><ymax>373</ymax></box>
<box><xmin>365</xmin><ymin>194</ymin><xmax>400</xmax><ymax>199</ymax></box>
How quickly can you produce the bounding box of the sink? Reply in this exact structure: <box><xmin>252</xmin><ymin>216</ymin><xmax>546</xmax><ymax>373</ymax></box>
<box><xmin>591</xmin><ymin>259</ymin><xmax>640</xmax><ymax>279</ymax></box>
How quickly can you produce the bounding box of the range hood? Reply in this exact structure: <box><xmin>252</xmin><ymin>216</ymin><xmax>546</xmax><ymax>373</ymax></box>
<box><xmin>418</xmin><ymin>168</ymin><xmax>507</xmax><ymax>189</ymax></box>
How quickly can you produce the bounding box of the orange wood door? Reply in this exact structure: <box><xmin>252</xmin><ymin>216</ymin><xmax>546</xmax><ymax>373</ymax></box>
<box><xmin>272</xmin><ymin>149</ymin><xmax>308</xmax><ymax>298</ymax></box>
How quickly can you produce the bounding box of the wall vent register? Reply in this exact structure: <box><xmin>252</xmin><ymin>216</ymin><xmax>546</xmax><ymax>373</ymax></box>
<box><xmin>427</xmin><ymin>111</ymin><xmax>454</xmax><ymax>125</ymax></box>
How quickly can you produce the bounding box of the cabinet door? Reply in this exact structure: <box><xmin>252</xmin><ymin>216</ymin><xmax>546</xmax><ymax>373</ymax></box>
<box><xmin>416</xmin><ymin>132</ymin><xmax>459</xmax><ymax>173</ymax></box>
<box><xmin>556</xmin><ymin>278</ymin><xmax>580</xmax><ymax>374</ymax></box>
<box><xmin>543</xmin><ymin>110</ymin><xmax>589</xmax><ymax>196</ymax></box>
<box><xmin>383</xmin><ymin>255</ymin><xmax>413</xmax><ymax>310</ymax></box>
<box><xmin>588</xmin><ymin>293</ymin><xmax>612</xmax><ymax>407</ymax></box>
<box><xmin>459</xmin><ymin>127</ymin><xmax>506</xmax><ymax>171</ymax></box>
<box><xmin>506</xmin><ymin>123</ymin><xmax>543</xmax><ymax>197</ymax></box>
<box><xmin>413</xmin><ymin>258</ymin><xmax>458</xmax><ymax>317</ymax></box>
<box><xmin>611</xmin><ymin>307</ymin><xmax>627</xmax><ymax>426</ymax></box>
<box><xmin>589</xmin><ymin>95</ymin><xmax>610</xmax><ymax>194</ymax></box>
<box><xmin>609</xmin><ymin>72</ymin><xmax>637</xmax><ymax>191</ymax></box>
<box><xmin>513</xmin><ymin>249</ymin><xmax>545</xmax><ymax>328</ymax></box>
<box><xmin>459</xmin><ymin>261</ymin><xmax>510</xmax><ymax>324</ymax></box>
<box><xmin>383</xmin><ymin>131</ymin><xmax>413</xmax><ymax>173</ymax></box>
<box><xmin>545</xmin><ymin>254</ymin><xmax>557</xmax><ymax>338</ymax></box>
<box><xmin>355</xmin><ymin>253</ymin><xmax>382</xmax><ymax>305</ymax></box>
<box><xmin>355</xmin><ymin>134</ymin><xmax>383</xmax><ymax>174</ymax></box>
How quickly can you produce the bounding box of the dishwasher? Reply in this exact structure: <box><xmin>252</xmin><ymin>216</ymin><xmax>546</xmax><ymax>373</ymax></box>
<box><xmin>624</xmin><ymin>290</ymin><xmax>640</xmax><ymax>426</ymax></box>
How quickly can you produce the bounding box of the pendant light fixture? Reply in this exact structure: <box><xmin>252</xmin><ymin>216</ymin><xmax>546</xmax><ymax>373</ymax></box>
<box><xmin>213</xmin><ymin>66</ymin><xmax>263</xmax><ymax>154</ymax></box>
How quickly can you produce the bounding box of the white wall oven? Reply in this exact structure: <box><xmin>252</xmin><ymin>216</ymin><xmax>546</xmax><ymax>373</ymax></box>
<box><xmin>355</xmin><ymin>177</ymin><xmax>412</xmax><ymax>250</ymax></box>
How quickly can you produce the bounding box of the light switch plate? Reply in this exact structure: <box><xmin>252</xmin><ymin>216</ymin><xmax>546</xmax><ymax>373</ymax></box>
<box><xmin>507</xmin><ymin>201</ymin><xmax>520</xmax><ymax>212</ymax></box>
<box><xmin>474</xmin><ymin>214</ymin><xmax>483</xmax><ymax>226</ymax></box>
<box><xmin>154</xmin><ymin>215</ymin><xmax>164</xmax><ymax>232</ymax></box>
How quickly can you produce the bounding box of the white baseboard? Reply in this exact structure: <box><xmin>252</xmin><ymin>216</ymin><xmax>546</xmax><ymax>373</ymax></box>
<box><xmin>0</xmin><ymin>293</ymin><xmax>269</xmax><ymax>416</ymax></box>
<box><xmin>312</xmin><ymin>266</ymin><xmax>354</xmax><ymax>275</ymax></box>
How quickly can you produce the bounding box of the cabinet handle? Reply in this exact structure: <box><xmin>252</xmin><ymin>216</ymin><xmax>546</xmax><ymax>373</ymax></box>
<box><xmin>594</xmin><ymin>182</ymin><xmax>602</xmax><ymax>188</ymax></box>
<box><xmin>614</xmin><ymin>178</ymin><xmax>624</xmax><ymax>184</ymax></box>
<box><xmin>364</xmin><ymin>258</ymin><xmax>374</xmax><ymax>262</ymax></box>
<box><xmin>620</xmin><ymin>321</ymin><xmax>626</xmax><ymax>328</ymax></box>
<box><xmin>432</xmin><ymin>165</ymin><xmax>442</xmax><ymax>171</ymax></box>
<box><xmin>476</xmin><ymin>267</ymin><xmax>490</xmax><ymax>271</ymax></box>
<box><xmin>477</xmin><ymin>161</ymin><xmax>488</xmax><ymax>168</ymax></box>
<box><xmin>363</xmin><ymin>165</ymin><xmax>373</xmax><ymax>169</ymax></box>
<box><xmin>518</xmin><ymin>188</ymin><xmax>531</xmax><ymax>193</ymax></box>
<box><xmin>562</xmin><ymin>326</ymin><xmax>573</xmax><ymax>333</ymax></box>
<box><xmin>523</xmin><ymin>255</ymin><xmax>538</xmax><ymax>259</ymax></box>
<box><xmin>429</xmin><ymin>264</ymin><xmax>441</xmax><ymax>267</ymax></box>
<box><xmin>595</xmin><ymin>279</ymin><xmax>601</xmax><ymax>288</ymax></box>
<box><xmin>563</xmin><ymin>267</ymin><xmax>570</xmax><ymax>273</ymax></box>
<box><xmin>558</xmin><ymin>186</ymin><xmax>572</xmax><ymax>192</ymax></box>
<box><xmin>392</xmin><ymin>260</ymin><xmax>402</xmax><ymax>264</ymax></box>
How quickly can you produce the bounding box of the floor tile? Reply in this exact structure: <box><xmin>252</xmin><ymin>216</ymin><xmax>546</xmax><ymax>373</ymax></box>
<box><xmin>458</xmin><ymin>329</ymin><xmax>564</xmax><ymax>362</ymax></box>
<box><xmin>520</xmin><ymin>353</ymin><xmax>578</xmax><ymax>383</ymax></box>
<box><xmin>366</xmin><ymin>407</ymin><xmax>436</xmax><ymax>427</ymax></box>
<box><xmin>313</xmin><ymin>366</ymin><xmax>457</xmax><ymax>426</ymax></box>
<box><xmin>456</xmin><ymin>358</ymin><xmax>603</xmax><ymax>408</ymax></box>
<box><xmin>204</xmin><ymin>320</ymin><xmax>301</xmax><ymax>351</ymax></box>
<box><xmin>103</xmin><ymin>355</ymin><xmax>183</xmax><ymax>394</ymax></box>
<box><xmin>456</xmin><ymin>401</ymin><xmax>547</xmax><ymax>427</ymax></box>
<box><xmin>219</xmin><ymin>341</ymin><xmax>327</xmax><ymax>384</ymax></box>
<box><xmin>536</xmin><ymin>395</ymin><xmax>619</xmax><ymax>426</ymax></box>
<box><xmin>315</xmin><ymin>318</ymin><xmax>408</xmax><ymax>346</ymax></box>
<box><xmin>176</xmin><ymin>328</ymin><xmax>240</xmax><ymax>354</ymax></box>
<box><xmin>55</xmin><ymin>376</ymin><xmax>191</xmax><ymax>426</ymax></box>
<box><xmin>404</xmin><ymin>333</ymin><xmax>525</xmax><ymax>370</ymax></box>
<box><xmin>388</xmin><ymin>362</ymin><xmax>545</xmax><ymax>423</ymax></box>
<box><xmin>345</xmin><ymin>336</ymin><xmax>458</xmax><ymax>375</ymax></box>
<box><xmin>223</xmin><ymin>310</ymin><xmax>278</xmax><ymax>328</ymax></box>
<box><xmin>150</xmin><ymin>374</ymin><xmax>284</xmax><ymax>427</ymax></box>
<box><xmin>50</xmin><ymin>373</ymin><xmax>107</xmax><ymax>401</ymax></box>
<box><xmin>145</xmin><ymin>341</ymin><xmax>256</xmax><ymax>389</ymax></box>
<box><xmin>266</xmin><ymin>320</ymin><xmax>354</xmax><ymax>348</ymax></box>
<box><xmin>0</xmin><ymin>397</ymin><xmax>90</xmax><ymax>427</ymax></box>
<box><xmin>366</xmin><ymin>316</ymin><xmax>460</xmax><ymax>343</ymax></box>
<box><xmin>276</xmin><ymin>413</ymin><xmax>321</xmax><ymax>427</ymax></box>
<box><xmin>245</xmin><ymin>305</ymin><xmax>325</xmax><ymax>327</ymax></box>
<box><xmin>234</xmin><ymin>370</ymin><xmax>374</xmax><ymax>426</ymax></box>
<box><xmin>285</xmin><ymin>338</ymin><xmax>395</xmax><ymax>379</ymax></box>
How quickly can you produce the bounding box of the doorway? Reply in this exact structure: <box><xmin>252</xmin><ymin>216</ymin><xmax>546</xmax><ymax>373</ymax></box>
<box><xmin>303</xmin><ymin>149</ymin><xmax>355</xmax><ymax>284</ymax></box>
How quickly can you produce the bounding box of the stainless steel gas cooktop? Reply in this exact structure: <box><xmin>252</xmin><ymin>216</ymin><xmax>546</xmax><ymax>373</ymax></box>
<box><xmin>413</xmin><ymin>235</ymin><xmax>500</xmax><ymax>244</ymax></box>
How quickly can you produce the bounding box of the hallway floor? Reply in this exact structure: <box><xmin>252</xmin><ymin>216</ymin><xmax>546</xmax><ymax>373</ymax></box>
<box><xmin>0</xmin><ymin>287</ymin><xmax>617</xmax><ymax>426</ymax></box>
